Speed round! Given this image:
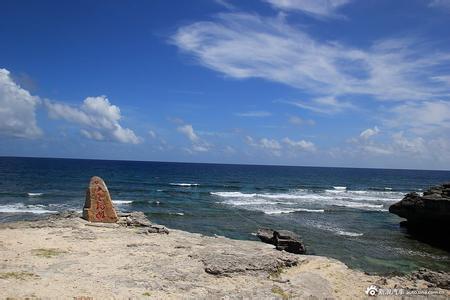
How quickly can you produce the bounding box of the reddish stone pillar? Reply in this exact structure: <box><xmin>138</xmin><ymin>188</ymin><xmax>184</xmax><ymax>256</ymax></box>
<box><xmin>83</xmin><ymin>176</ymin><xmax>118</xmax><ymax>223</ymax></box>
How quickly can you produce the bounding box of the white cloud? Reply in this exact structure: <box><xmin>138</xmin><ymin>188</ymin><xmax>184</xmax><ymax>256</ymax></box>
<box><xmin>360</xmin><ymin>126</ymin><xmax>380</xmax><ymax>140</ymax></box>
<box><xmin>81</xmin><ymin>129</ymin><xmax>104</xmax><ymax>141</ymax></box>
<box><xmin>177</xmin><ymin>123</ymin><xmax>211</xmax><ymax>153</ymax></box>
<box><xmin>246</xmin><ymin>135</ymin><xmax>316</xmax><ymax>155</ymax></box>
<box><xmin>177</xmin><ymin>124</ymin><xmax>199</xmax><ymax>142</ymax></box>
<box><xmin>282</xmin><ymin>137</ymin><xmax>316</xmax><ymax>152</ymax></box>
<box><xmin>246</xmin><ymin>136</ymin><xmax>282</xmax><ymax>156</ymax></box>
<box><xmin>214</xmin><ymin>0</ymin><xmax>235</xmax><ymax>10</ymax></box>
<box><xmin>45</xmin><ymin>96</ymin><xmax>141</xmax><ymax>144</ymax></box>
<box><xmin>360</xmin><ymin>144</ymin><xmax>393</xmax><ymax>155</ymax></box>
<box><xmin>148</xmin><ymin>130</ymin><xmax>156</xmax><ymax>138</ymax></box>
<box><xmin>349</xmin><ymin>129</ymin><xmax>428</xmax><ymax>158</ymax></box>
<box><xmin>0</xmin><ymin>68</ymin><xmax>42</xmax><ymax>138</ymax></box>
<box><xmin>288</xmin><ymin>116</ymin><xmax>315</xmax><ymax>126</ymax></box>
<box><xmin>172</xmin><ymin>13</ymin><xmax>450</xmax><ymax>104</ymax></box>
<box><xmin>429</xmin><ymin>0</ymin><xmax>450</xmax><ymax>9</ymax></box>
<box><xmin>235</xmin><ymin>110</ymin><xmax>272</xmax><ymax>117</ymax></box>
<box><xmin>391</xmin><ymin>131</ymin><xmax>427</xmax><ymax>155</ymax></box>
<box><xmin>264</xmin><ymin>0</ymin><xmax>351</xmax><ymax>17</ymax></box>
<box><xmin>388</xmin><ymin>101</ymin><xmax>450</xmax><ymax>134</ymax></box>
<box><xmin>286</xmin><ymin>97</ymin><xmax>356</xmax><ymax>114</ymax></box>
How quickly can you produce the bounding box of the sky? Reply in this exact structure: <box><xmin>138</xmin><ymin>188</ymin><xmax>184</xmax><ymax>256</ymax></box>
<box><xmin>1</xmin><ymin>0</ymin><xmax>450</xmax><ymax>170</ymax></box>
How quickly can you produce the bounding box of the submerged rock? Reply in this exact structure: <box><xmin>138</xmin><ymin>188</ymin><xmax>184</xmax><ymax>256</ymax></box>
<box><xmin>389</xmin><ymin>182</ymin><xmax>450</xmax><ymax>249</ymax></box>
<box><xmin>82</xmin><ymin>176</ymin><xmax>118</xmax><ymax>223</ymax></box>
<box><xmin>257</xmin><ymin>228</ymin><xmax>306</xmax><ymax>254</ymax></box>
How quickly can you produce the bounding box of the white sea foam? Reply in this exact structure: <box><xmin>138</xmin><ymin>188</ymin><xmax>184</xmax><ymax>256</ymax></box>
<box><xmin>211</xmin><ymin>188</ymin><xmax>401</xmax><ymax>214</ymax></box>
<box><xmin>333</xmin><ymin>186</ymin><xmax>347</xmax><ymax>190</ymax></box>
<box><xmin>265</xmin><ymin>208</ymin><xmax>324</xmax><ymax>214</ymax></box>
<box><xmin>0</xmin><ymin>204</ymin><xmax>57</xmax><ymax>214</ymax></box>
<box><xmin>307</xmin><ymin>221</ymin><xmax>363</xmax><ymax>237</ymax></box>
<box><xmin>337</xmin><ymin>231</ymin><xmax>364</xmax><ymax>237</ymax></box>
<box><xmin>170</xmin><ymin>183</ymin><xmax>199</xmax><ymax>187</ymax></box>
<box><xmin>113</xmin><ymin>200</ymin><xmax>133</xmax><ymax>204</ymax></box>
<box><xmin>27</xmin><ymin>192</ymin><xmax>43</xmax><ymax>197</ymax></box>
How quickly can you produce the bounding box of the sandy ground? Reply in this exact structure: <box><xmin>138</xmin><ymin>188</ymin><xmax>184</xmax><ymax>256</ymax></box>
<box><xmin>0</xmin><ymin>213</ymin><xmax>448</xmax><ymax>299</ymax></box>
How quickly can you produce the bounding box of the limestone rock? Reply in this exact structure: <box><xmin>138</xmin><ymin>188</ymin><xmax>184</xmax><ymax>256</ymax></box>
<box><xmin>200</xmin><ymin>249</ymin><xmax>298</xmax><ymax>276</ymax></box>
<box><xmin>408</xmin><ymin>268</ymin><xmax>450</xmax><ymax>289</ymax></box>
<box><xmin>257</xmin><ymin>228</ymin><xmax>306</xmax><ymax>254</ymax></box>
<box><xmin>82</xmin><ymin>176</ymin><xmax>118</xmax><ymax>223</ymax></box>
<box><xmin>117</xmin><ymin>211</ymin><xmax>169</xmax><ymax>234</ymax></box>
<box><xmin>389</xmin><ymin>182</ymin><xmax>450</xmax><ymax>249</ymax></box>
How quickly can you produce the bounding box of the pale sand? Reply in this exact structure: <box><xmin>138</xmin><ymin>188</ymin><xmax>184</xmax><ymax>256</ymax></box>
<box><xmin>0</xmin><ymin>213</ymin><xmax>448</xmax><ymax>299</ymax></box>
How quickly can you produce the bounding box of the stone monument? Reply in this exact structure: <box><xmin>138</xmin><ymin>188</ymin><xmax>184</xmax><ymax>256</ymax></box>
<box><xmin>83</xmin><ymin>176</ymin><xmax>118</xmax><ymax>223</ymax></box>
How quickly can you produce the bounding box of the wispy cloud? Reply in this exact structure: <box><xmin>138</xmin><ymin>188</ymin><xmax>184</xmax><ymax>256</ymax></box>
<box><xmin>172</xmin><ymin>13</ymin><xmax>450</xmax><ymax>105</ymax></box>
<box><xmin>177</xmin><ymin>124</ymin><xmax>199</xmax><ymax>143</ymax></box>
<box><xmin>246</xmin><ymin>135</ymin><xmax>316</xmax><ymax>155</ymax></box>
<box><xmin>282</xmin><ymin>137</ymin><xmax>316</xmax><ymax>152</ymax></box>
<box><xmin>246</xmin><ymin>136</ymin><xmax>282</xmax><ymax>156</ymax></box>
<box><xmin>0</xmin><ymin>68</ymin><xmax>42</xmax><ymax>139</ymax></box>
<box><xmin>428</xmin><ymin>0</ymin><xmax>450</xmax><ymax>9</ymax></box>
<box><xmin>360</xmin><ymin>126</ymin><xmax>380</xmax><ymax>140</ymax></box>
<box><xmin>45</xmin><ymin>96</ymin><xmax>141</xmax><ymax>144</ymax></box>
<box><xmin>214</xmin><ymin>0</ymin><xmax>235</xmax><ymax>10</ymax></box>
<box><xmin>386</xmin><ymin>100</ymin><xmax>450</xmax><ymax>134</ymax></box>
<box><xmin>288</xmin><ymin>115</ymin><xmax>315</xmax><ymax>126</ymax></box>
<box><xmin>283</xmin><ymin>97</ymin><xmax>356</xmax><ymax>114</ymax></box>
<box><xmin>235</xmin><ymin>110</ymin><xmax>272</xmax><ymax>117</ymax></box>
<box><xmin>177</xmin><ymin>123</ymin><xmax>211</xmax><ymax>153</ymax></box>
<box><xmin>263</xmin><ymin>0</ymin><xmax>352</xmax><ymax>18</ymax></box>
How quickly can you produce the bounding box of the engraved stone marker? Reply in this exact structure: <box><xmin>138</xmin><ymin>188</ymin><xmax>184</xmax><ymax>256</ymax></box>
<box><xmin>83</xmin><ymin>176</ymin><xmax>118</xmax><ymax>223</ymax></box>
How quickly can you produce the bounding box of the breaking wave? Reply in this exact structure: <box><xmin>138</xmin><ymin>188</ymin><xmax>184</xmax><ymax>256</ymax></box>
<box><xmin>211</xmin><ymin>188</ymin><xmax>403</xmax><ymax>214</ymax></box>
<box><xmin>0</xmin><ymin>203</ymin><xmax>57</xmax><ymax>214</ymax></box>
<box><xmin>169</xmin><ymin>183</ymin><xmax>199</xmax><ymax>187</ymax></box>
<box><xmin>113</xmin><ymin>200</ymin><xmax>133</xmax><ymax>205</ymax></box>
<box><xmin>27</xmin><ymin>192</ymin><xmax>43</xmax><ymax>197</ymax></box>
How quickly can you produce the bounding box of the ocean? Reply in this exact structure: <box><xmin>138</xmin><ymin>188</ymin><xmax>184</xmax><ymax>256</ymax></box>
<box><xmin>0</xmin><ymin>157</ymin><xmax>449</xmax><ymax>274</ymax></box>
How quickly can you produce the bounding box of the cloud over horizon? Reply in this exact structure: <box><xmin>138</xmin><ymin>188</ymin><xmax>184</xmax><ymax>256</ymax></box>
<box><xmin>0</xmin><ymin>69</ymin><xmax>42</xmax><ymax>139</ymax></box>
<box><xmin>45</xmin><ymin>96</ymin><xmax>141</xmax><ymax>144</ymax></box>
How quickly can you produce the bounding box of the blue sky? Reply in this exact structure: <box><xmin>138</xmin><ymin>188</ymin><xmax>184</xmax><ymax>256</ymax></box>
<box><xmin>1</xmin><ymin>0</ymin><xmax>450</xmax><ymax>169</ymax></box>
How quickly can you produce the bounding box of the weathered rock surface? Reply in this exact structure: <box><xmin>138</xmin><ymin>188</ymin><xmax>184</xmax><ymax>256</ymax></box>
<box><xmin>257</xmin><ymin>228</ymin><xmax>306</xmax><ymax>254</ymax></box>
<box><xmin>389</xmin><ymin>182</ymin><xmax>450</xmax><ymax>249</ymax></box>
<box><xmin>0</xmin><ymin>212</ymin><xmax>448</xmax><ymax>299</ymax></box>
<box><xmin>117</xmin><ymin>211</ymin><xmax>169</xmax><ymax>234</ymax></box>
<box><xmin>408</xmin><ymin>268</ymin><xmax>450</xmax><ymax>289</ymax></box>
<box><xmin>82</xmin><ymin>176</ymin><xmax>118</xmax><ymax>223</ymax></box>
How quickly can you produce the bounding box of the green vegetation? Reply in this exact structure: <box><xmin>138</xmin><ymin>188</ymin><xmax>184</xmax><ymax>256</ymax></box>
<box><xmin>142</xmin><ymin>292</ymin><xmax>151</xmax><ymax>297</ymax></box>
<box><xmin>271</xmin><ymin>286</ymin><xmax>290</xmax><ymax>300</ymax></box>
<box><xmin>0</xmin><ymin>271</ymin><xmax>39</xmax><ymax>280</ymax></box>
<box><xmin>32</xmin><ymin>248</ymin><xmax>67</xmax><ymax>258</ymax></box>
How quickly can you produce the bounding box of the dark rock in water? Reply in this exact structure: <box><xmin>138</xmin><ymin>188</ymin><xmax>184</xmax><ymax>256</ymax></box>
<box><xmin>256</xmin><ymin>228</ymin><xmax>275</xmax><ymax>244</ymax></box>
<box><xmin>389</xmin><ymin>182</ymin><xmax>450</xmax><ymax>249</ymax></box>
<box><xmin>257</xmin><ymin>228</ymin><xmax>306</xmax><ymax>254</ymax></box>
<box><xmin>408</xmin><ymin>268</ymin><xmax>450</xmax><ymax>289</ymax></box>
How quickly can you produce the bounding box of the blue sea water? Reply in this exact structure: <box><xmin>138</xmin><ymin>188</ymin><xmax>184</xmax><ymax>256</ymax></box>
<box><xmin>0</xmin><ymin>157</ymin><xmax>449</xmax><ymax>274</ymax></box>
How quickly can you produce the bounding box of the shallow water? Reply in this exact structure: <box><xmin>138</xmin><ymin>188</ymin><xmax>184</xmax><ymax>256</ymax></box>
<box><xmin>0</xmin><ymin>157</ymin><xmax>449</xmax><ymax>274</ymax></box>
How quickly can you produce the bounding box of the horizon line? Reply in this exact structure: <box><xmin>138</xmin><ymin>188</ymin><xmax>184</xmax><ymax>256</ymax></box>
<box><xmin>1</xmin><ymin>155</ymin><xmax>449</xmax><ymax>172</ymax></box>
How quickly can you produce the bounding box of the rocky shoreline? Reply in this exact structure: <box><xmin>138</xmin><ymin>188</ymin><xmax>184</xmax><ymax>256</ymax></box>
<box><xmin>0</xmin><ymin>211</ymin><xmax>448</xmax><ymax>299</ymax></box>
<box><xmin>389</xmin><ymin>182</ymin><xmax>450</xmax><ymax>250</ymax></box>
